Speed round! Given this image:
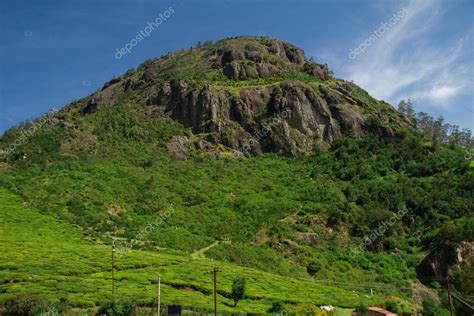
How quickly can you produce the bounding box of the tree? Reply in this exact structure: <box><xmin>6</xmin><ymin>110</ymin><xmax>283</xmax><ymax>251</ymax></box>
<box><xmin>307</xmin><ymin>260</ymin><xmax>323</xmax><ymax>276</ymax></box>
<box><xmin>268</xmin><ymin>301</ymin><xmax>285</xmax><ymax>313</ymax></box>
<box><xmin>3</xmin><ymin>292</ymin><xmax>50</xmax><ymax>316</ymax></box>
<box><xmin>422</xmin><ymin>298</ymin><xmax>450</xmax><ymax>316</ymax></box>
<box><xmin>98</xmin><ymin>300</ymin><xmax>135</xmax><ymax>316</ymax></box>
<box><xmin>397</xmin><ymin>99</ymin><xmax>414</xmax><ymax>119</ymax></box>
<box><xmin>409</xmin><ymin>101</ymin><xmax>473</xmax><ymax>148</ymax></box>
<box><xmin>452</xmin><ymin>127</ymin><xmax>474</xmax><ymax>148</ymax></box>
<box><xmin>432</xmin><ymin>116</ymin><xmax>448</xmax><ymax>146</ymax></box>
<box><xmin>358</xmin><ymin>303</ymin><xmax>369</xmax><ymax>316</ymax></box>
<box><xmin>415</xmin><ymin>112</ymin><xmax>434</xmax><ymax>137</ymax></box>
<box><xmin>405</xmin><ymin>99</ymin><xmax>415</xmax><ymax>119</ymax></box>
<box><xmin>231</xmin><ymin>276</ymin><xmax>246</xmax><ymax>307</ymax></box>
<box><xmin>385</xmin><ymin>299</ymin><xmax>403</xmax><ymax>314</ymax></box>
<box><xmin>398</xmin><ymin>100</ymin><xmax>407</xmax><ymax>115</ymax></box>
<box><xmin>453</xmin><ymin>264</ymin><xmax>474</xmax><ymax>315</ymax></box>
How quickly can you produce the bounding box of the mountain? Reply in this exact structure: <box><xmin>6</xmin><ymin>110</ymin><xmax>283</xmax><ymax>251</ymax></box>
<box><xmin>0</xmin><ymin>36</ymin><xmax>472</xmax><ymax>315</ymax></box>
<box><xmin>70</xmin><ymin>36</ymin><xmax>410</xmax><ymax>157</ymax></box>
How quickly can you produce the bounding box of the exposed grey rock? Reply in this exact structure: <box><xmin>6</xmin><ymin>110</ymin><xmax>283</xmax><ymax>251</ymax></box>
<box><xmin>80</xmin><ymin>98</ymin><xmax>99</xmax><ymax>115</ymax></box>
<box><xmin>333</xmin><ymin>104</ymin><xmax>365</xmax><ymax>137</ymax></box>
<box><xmin>284</xmin><ymin>239</ymin><xmax>298</xmax><ymax>250</ymax></box>
<box><xmin>166</xmin><ymin>135</ymin><xmax>191</xmax><ymax>161</ymax></box>
<box><xmin>78</xmin><ymin>37</ymin><xmax>412</xmax><ymax>156</ymax></box>
<box><xmin>306</xmin><ymin>64</ymin><xmax>330</xmax><ymax>80</ymax></box>
<box><xmin>417</xmin><ymin>242</ymin><xmax>473</xmax><ymax>286</ymax></box>
<box><xmin>79</xmin><ymin>77</ymin><xmax>128</xmax><ymax>115</ymax></box>
<box><xmin>220</xmin><ymin>48</ymin><xmax>245</xmax><ymax>65</ymax></box>
<box><xmin>141</xmin><ymin>74</ymin><xmax>410</xmax><ymax>155</ymax></box>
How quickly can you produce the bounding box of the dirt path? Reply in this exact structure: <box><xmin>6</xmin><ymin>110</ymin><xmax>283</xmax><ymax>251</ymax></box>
<box><xmin>191</xmin><ymin>240</ymin><xmax>231</xmax><ymax>260</ymax></box>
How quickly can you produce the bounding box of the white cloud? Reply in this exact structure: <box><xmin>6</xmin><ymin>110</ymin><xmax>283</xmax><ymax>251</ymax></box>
<box><xmin>344</xmin><ymin>0</ymin><xmax>472</xmax><ymax>108</ymax></box>
<box><xmin>429</xmin><ymin>85</ymin><xmax>460</xmax><ymax>101</ymax></box>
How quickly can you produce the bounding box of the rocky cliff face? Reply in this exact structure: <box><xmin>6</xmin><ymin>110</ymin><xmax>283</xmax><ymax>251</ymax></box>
<box><xmin>151</xmin><ymin>79</ymin><xmax>343</xmax><ymax>155</ymax></box>
<box><xmin>76</xmin><ymin>36</ymin><xmax>412</xmax><ymax>157</ymax></box>
<box><xmin>416</xmin><ymin>242</ymin><xmax>474</xmax><ymax>285</ymax></box>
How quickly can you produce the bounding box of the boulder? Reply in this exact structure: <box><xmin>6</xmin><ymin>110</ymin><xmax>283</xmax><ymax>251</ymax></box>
<box><xmin>166</xmin><ymin>136</ymin><xmax>191</xmax><ymax>161</ymax></box>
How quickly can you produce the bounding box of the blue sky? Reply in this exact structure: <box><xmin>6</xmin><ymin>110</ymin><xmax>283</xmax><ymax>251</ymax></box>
<box><xmin>1</xmin><ymin>0</ymin><xmax>473</xmax><ymax>134</ymax></box>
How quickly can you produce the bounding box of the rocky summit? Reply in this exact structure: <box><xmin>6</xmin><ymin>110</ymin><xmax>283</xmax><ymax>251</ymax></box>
<box><xmin>75</xmin><ymin>36</ymin><xmax>411</xmax><ymax>157</ymax></box>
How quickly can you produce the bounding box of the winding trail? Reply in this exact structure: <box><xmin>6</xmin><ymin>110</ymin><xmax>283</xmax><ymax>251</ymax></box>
<box><xmin>191</xmin><ymin>240</ymin><xmax>231</xmax><ymax>260</ymax></box>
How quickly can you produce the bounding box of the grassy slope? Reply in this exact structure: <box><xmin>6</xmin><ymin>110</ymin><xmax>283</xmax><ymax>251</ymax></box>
<box><xmin>0</xmin><ymin>188</ymin><xmax>393</xmax><ymax>313</ymax></box>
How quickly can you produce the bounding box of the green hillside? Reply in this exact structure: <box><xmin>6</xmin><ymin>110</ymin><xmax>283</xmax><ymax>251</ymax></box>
<box><xmin>0</xmin><ymin>36</ymin><xmax>472</xmax><ymax>315</ymax></box>
<box><xmin>0</xmin><ymin>188</ymin><xmax>393</xmax><ymax>314</ymax></box>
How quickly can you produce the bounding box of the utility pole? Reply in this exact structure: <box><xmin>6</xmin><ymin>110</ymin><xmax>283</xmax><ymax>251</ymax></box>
<box><xmin>446</xmin><ymin>277</ymin><xmax>454</xmax><ymax>316</ymax></box>
<box><xmin>112</xmin><ymin>240</ymin><xmax>116</xmax><ymax>303</ymax></box>
<box><xmin>212</xmin><ymin>265</ymin><xmax>221</xmax><ymax>316</ymax></box>
<box><xmin>157</xmin><ymin>274</ymin><xmax>161</xmax><ymax>316</ymax></box>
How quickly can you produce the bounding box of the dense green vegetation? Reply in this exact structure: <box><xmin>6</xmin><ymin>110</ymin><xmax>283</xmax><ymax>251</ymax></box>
<box><xmin>1</xmin><ymin>112</ymin><xmax>472</xmax><ymax>313</ymax></box>
<box><xmin>0</xmin><ymin>36</ymin><xmax>472</xmax><ymax>314</ymax></box>
<box><xmin>0</xmin><ymin>188</ymin><xmax>385</xmax><ymax>314</ymax></box>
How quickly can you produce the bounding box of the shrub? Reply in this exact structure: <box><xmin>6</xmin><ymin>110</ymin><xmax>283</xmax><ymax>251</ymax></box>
<box><xmin>294</xmin><ymin>304</ymin><xmax>324</xmax><ymax>316</ymax></box>
<box><xmin>268</xmin><ymin>301</ymin><xmax>284</xmax><ymax>313</ymax></box>
<box><xmin>3</xmin><ymin>292</ymin><xmax>50</xmax><ymax>316</ymax></box>
<box><xmin>98</xmin><ymin>300</ymin><xmax>136</xmax><ymax>316</ymax></box>
<box><xmin>422</xmin><ymin>298</ymin><xmax>450</xmax><ymax>316</ymax></box>
<box><xmin>385</xmin><ymin>299</ymin><xmax>403</xmax><ymax>314</ymax></box>
<box><xmin>306</xmin><ymin>260</ymin><xmax>323</xmax><ymax>276</ymax></box>
<box><xmin>231</xmin><ymin>276</ymin><xmax>246</xmax><ymax>307</ymax></box>
<box><xmin>358</xmin><ymin>303</ymin><xmax>368</xmax><ymax>316</ymax></box>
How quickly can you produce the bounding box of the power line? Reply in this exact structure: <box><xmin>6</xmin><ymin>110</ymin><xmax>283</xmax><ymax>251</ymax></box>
<box><xmin>157</xmin><ymin>274</ymin><xmax>161</xmax><ymax>316</ymax></box>
<box><xmin>451</xmin><ymin>292</ymin><xmax>474</xmax><ymax>311</ymax></box>
<box><xmin>310</xmin><ymin>278</ymin><xmax>414</xmax><ymax>291</ymax></box>
<box><xmin>210</xmin><ymin>265</ymin><xmax>221</xmax><ymax>316</ymax></box>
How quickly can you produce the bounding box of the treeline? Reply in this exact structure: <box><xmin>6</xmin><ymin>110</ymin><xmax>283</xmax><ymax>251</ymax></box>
<box><xmin>398</xmin><ymin>99</ymin><xmax>473</xmax><ymax>148</ymax></box>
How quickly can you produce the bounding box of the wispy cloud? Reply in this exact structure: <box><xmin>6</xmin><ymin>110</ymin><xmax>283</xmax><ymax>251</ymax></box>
<box><xmin>344</xmin><ymin>0</ymin><xmax>472</xmax><ymax>109</ymax></box>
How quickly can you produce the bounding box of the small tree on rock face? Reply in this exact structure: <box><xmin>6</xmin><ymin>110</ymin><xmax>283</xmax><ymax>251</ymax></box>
<box><xmin>231</xmin><ymin>276</ymin><xmax>246</xmax><ymax>307</ymax></box>
<box><xmin>398</xmin><ymin>99</ymin><xmax>415</xmax><ymax>120</ymax></box>
<box><xmin>398</xmin><ymin>100</ymin><xmax>407</xmax><ymax>115</ymax></box>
